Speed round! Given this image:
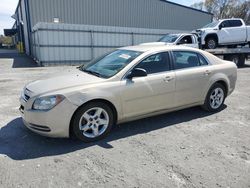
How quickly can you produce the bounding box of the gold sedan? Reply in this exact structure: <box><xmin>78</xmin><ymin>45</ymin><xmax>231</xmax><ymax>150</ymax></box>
<box><xmin>20</xmin><ymin>45</ymin><xmax>237</xmax><ymax>142</ymax></box>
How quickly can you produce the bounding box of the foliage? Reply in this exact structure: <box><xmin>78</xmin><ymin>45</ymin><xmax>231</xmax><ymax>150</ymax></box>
<box><xmin>191</xmin><ymin>0</ymin><xmax>250</xmax><ymax>24</ymax></box>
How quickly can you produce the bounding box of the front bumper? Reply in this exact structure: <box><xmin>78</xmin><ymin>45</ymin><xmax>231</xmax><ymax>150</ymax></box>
<box><xmin>19</xmin><ymin>97</ymin><xmax>78</xmax><ymax>138</ymax></box>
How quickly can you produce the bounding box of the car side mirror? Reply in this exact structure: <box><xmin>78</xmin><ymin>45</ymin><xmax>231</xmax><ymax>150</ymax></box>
<box><xmin>218</xmin><ymin>25</ymin><xmax>222</xmax><ymax>30</ymax></box>
<box><xmin>127</xmin><ymin>68</ymin><xmax>147</xmax><ymax>79</ymax></box>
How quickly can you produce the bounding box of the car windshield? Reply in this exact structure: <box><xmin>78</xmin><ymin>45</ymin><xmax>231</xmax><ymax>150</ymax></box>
<box><xmin>81</xmin><ymin>50</ymin><xmax>142</xmax><ymax>78</ymax></box>
<box><xmin>158</xmin><ymin>34</ymin><xmax>180</xmax><ymax>43</ymax></box>
<box><xmin>202</xmin><ymin>21</ymin><xmax>219</xmax><ymax>28</ymax></box>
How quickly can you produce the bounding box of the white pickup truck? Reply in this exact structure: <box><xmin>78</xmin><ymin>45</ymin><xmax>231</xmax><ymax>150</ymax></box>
<box><xmin>141</xmin><ymin>32</ymin><xmax>250</xmax><ymax>67</ymax></box>
<box><xmin>196</xmin><ymin>18</ymin><xmax>250</xmax><ymax>49</ymax></box>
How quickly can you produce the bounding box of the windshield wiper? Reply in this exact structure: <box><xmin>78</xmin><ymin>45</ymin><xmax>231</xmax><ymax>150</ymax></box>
<box><xmin>77</xmin><ymin>64</ymin><xmax>85</xmax><ymax>70</ymax></box>
<box><xmin>82</xmin><ymin>69</ymin><xmax>103</xmax><ymax>78</ymax></box>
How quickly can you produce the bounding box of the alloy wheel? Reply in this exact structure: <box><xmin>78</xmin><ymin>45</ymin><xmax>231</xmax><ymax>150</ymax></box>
<box><xmin>79</xmin><ymin>107</ymin><xmax>109</xmax><ymax>138</ymax></box>
<box><xmin>209</xmin><ymin>88</ymin><xmax>224</xmax><ymax>109</ymax></box>
<box><xmin>207</xmin><ymin>39</ymin><xmax>216</xmax><ymax>49</ymax></box>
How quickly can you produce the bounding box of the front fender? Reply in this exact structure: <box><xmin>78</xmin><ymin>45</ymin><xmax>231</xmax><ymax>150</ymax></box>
<box><xmin>201</xmin><ymin>30</ymin><xmax>218</xmax><ymax>44</ymax></box>
<box><xmin>66</xmin><ymin>90</ymin><xmax>123</xmax><ymax>121</ymax></box>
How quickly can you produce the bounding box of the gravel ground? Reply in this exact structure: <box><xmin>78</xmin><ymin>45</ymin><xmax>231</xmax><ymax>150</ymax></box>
<box><xmin>0</xmin><ymin>51</ymin><xmax>250</xmax><ymax>188</ymax></box>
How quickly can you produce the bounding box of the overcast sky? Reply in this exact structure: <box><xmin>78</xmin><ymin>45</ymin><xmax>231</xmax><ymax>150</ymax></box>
<box><xmin>0</xmin><ymin>0</ymin><xmax>203</xmax><ymax>35</ymax></box>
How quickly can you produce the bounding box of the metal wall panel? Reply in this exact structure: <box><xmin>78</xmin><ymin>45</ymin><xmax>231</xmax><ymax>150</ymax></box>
<box><xmin>31</xmin><ymin>22</ymin><xmax>184</xmax><ymax>66</ymax></box>
<box><xmin>28</xmin><ymin>0</ymin><xmax>212</xmax><ymax>31</ymax></box>
<box><xmin>20</xmin><ymin>0</ymin><xmax>29</xmax><ymax>53</ymax></box>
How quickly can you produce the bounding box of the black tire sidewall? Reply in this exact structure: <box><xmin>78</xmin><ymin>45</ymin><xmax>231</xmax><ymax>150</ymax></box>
<box><xmin>72</xmin><ymin>102</ymin><xmax>114</xmax><ymax>142</ymax></box>
<box><xmin>230</xmin><ymin>55</ymin><xmax>240</xmax><ymax>67</ymax></box>
<box><xmin>203</xmin><ymin>83</ymin><xmax>226</xmax><ymax>112</ymax></box>
<box><xmin>238</xmin><ymin>55</ymin><xmax>245</xmax><ymax>67</ymax></box>
<box><xmin>227</xmin><ymin>55</ymin><xmax>245</xmax><ymax>67</ymax></box>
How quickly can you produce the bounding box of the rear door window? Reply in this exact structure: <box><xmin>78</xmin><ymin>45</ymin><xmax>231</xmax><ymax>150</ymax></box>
<box><xmin>229</xmin><ymin>20</ymin><xmax>243</xmax><ymax>27</ymax></box>
<box><xmin>172</xmin><ymin>51</ymin><xmax>208</xmax><ymax>70</ymax></box>
<box><xmin>198</xmin><ymin>54</ymin><xmax>209</xmax><ymax>66</ymax></box>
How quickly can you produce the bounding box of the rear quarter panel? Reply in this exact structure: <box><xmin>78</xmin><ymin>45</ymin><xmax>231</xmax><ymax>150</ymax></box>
<box><xmin>201</xmin><ymin>51</ymin><xmax>237</xmax><ymax>99</ymax></box>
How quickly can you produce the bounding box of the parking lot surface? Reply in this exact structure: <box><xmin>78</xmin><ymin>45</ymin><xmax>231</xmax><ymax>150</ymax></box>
<box><xmin>0</xmin><ymin>51</ymin><xmax>250</xmax><ymax>188</ymax></box>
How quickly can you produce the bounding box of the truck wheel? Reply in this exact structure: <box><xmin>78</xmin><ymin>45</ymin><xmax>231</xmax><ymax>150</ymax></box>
<box><xmin>206</xmin><ymin>37</ymin><xmax>217</xmax><ymax>49</ymax></box>
<box><xmin>227</xmin><ymin>54</ymin><xmax>245</xmax><ymax>67</ymax></box>
<box><xmin>229</xmin><ymin>55</ymin><xmax>240</xmax><ymax>66</ymax></box>
<box><xmin>238</xmin><ymin>54</ymin><xmax>245</xmax><ymax>67</ymax></box>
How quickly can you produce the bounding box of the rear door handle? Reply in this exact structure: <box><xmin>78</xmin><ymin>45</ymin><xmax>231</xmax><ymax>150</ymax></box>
<box><xmin>164</xmin><ymin>76</ymin><xmax>174</xmax><ymax>82</ymax></box>
<box><xmin>204</xmin><ymin>70</ymin><xmax>211</xmax><ymax>75</ymax></box>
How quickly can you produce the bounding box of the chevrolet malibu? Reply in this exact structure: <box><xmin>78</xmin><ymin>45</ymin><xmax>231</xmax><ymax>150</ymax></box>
<box><xmin>20</xmin><ymin>45</ymin><xmax>237</xmax><ymax>142</ymax></box>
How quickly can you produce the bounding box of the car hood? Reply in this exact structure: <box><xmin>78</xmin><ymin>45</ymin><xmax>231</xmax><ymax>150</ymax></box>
<box><xmin>139</xmin><ymin>42</ymin><xmax>174</xmax><ymax>46</ymax></box>
<box><xmin>25</xmin><ymin>68</ymin><xmax>104</xmax><ymax>95</ymax></box>
<box><xmin>196</xmin><ymin>27</ymin><xmax>214</xmax><ymax>32</ymax></box>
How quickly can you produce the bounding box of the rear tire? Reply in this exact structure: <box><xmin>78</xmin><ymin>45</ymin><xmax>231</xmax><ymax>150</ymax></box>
<box><xmin>226</xmin><ymin>54</ymin><xmax>245</xmax><ymax>67</ymax></box>
<box><xmin>71</xmin><ymin>102</ymin><xmax>114</xmax><ymax>142</ymax></box>
<box><xmin>202</xmin><ymin>83</ymin><xmax>226</xmax><ymax>112</ymax></box>
<box><xmin>205</xmin><ymin>37</ymin><xmax>217</xmax><ymax>49</ymax></box>
<box><xmin>238</xmin><ymin>54</ymin><xmax>245</xmax><ymax>67</ymax></box>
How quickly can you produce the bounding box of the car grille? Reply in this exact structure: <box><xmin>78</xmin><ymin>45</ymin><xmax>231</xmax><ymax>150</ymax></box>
<box><xmin>24</xmin><ymin>94</ymin><xmax>30</xmax><ymax>101</ymax></box>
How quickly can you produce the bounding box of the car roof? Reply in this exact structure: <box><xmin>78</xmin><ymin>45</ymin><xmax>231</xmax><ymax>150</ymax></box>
<box><xmin>119</xmin><ymin>45</ymin><xmax>200</xmax><ymax>53</ymax></box>
<box><xmin>219</xmin><ymin>18</ymin><xmax>242</xmax><ymax>21</ymax></box>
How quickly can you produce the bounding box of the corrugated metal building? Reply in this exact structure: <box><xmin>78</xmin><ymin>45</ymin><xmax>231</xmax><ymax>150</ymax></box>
<box><xmin>13</xmin><ymin>0</ymin><xmax>213</xmax><ymax>65</ymax></box>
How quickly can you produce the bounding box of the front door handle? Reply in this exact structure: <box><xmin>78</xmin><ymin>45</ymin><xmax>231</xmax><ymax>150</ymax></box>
<box><xmin>164</xmin><ymin>76</ymin><xmax>174</xmax><ymax>82</ymax></box>
<box><xmin>204</xmin><ymin>70</ymin><xmax>211</xmax><ymax>76</ymax></box>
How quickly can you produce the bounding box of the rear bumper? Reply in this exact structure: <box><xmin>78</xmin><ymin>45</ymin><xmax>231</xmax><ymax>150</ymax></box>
<box><xmin>20</xmin><ymin>97</ymin><xmax>78</xmax><ymax>138</ymax></box>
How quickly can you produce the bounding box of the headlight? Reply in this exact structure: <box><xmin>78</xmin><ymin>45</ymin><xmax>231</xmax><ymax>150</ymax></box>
<box><xmin>21</xmin><ymin>88</ymin><xmax>25</xmax><ymax>99</ymax></box>
<box><xmin>32</xmin><ymin>95</ymin><xmax>65</xmax><ymax>110</ymax></box>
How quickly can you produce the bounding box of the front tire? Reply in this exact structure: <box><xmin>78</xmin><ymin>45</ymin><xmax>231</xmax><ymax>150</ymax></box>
<box><xmin>72</xmin><ymin>102</ymin><xmax>114</xmax><ymax>142</ymax></box>
<box><xmin>202</xmin><ymin>83</ymin><xmax>226</xmax><ymax>112</ymax></box>
<box><xmin>205</xmin><ymin>37</ymin><xmax>217</xmax><ymax>49</ymax></box>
